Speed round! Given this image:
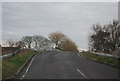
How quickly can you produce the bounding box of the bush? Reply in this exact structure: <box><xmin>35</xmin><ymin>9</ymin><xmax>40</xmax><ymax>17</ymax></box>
<box><xmin>60</xmin><ymin>38</ymin><xmax>78</xmax><ymax>51</ymax></box>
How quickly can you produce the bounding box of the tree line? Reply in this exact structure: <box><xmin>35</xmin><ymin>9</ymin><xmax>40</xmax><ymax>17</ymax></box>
<box><xmin>89</xmin><ymin>20</ymin><xmax>120</xmax><ymax>54</ymax></box>
<box><xmin>2</xmin><ymin>32</ymin><xmax>78</xmax><ymax>51</ymax></box>
<box><xmin>3</xmin><ymin>35</ymin><xmax>49</xmax><ymax>49</ymax></box>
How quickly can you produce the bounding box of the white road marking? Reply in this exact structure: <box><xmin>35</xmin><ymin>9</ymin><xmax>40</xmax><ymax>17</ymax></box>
<box><xmin>65</xmin><ymin>60</ymin><xmax>87</xmax><ymax>79</ymax></box>
<box><xmin>76</xmin><ymin>69</ymin><xmax>87</xmax><ymax>79</ymax></box>
<box><xmin>20</xmin><ymin>55</ymin><xmax>36</xmax><ymax>80</ymax></box>
<box><xmin>65</xmin><ymin>60</ymin><xmax>73</xmax><ymax>66</ymax></box>
<box><xmin>78</xmin><ymin>53</ymin><xmax>80</xmax><ymax>57</ymax></box>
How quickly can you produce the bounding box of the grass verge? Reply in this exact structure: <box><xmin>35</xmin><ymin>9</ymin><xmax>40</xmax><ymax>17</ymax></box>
<box><xmin>81</xmin><ymin>52</ymin><xmax>120</xmax><ymax>68</ymax></box>
<box><xmin>2</xmin><ymin>49</ymin><xmax>37</xmax><ymax>79</ymax></box>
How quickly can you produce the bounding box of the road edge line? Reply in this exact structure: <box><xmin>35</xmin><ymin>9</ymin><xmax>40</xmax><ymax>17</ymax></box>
<box><xmin>20</xmin><ymin>54</ymin><xmax>36</xmax><ymax>79</ymax></box>
<box><xmin>6</xmin><ymin>53</ymin><xmax>37</xmax><ymax>79</ymax></box>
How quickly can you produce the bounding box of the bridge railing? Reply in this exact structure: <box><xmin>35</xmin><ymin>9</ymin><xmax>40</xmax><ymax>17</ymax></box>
<box><xmin>0</xmin><ymin>48</ymin><xmax>37</xmax><ymax>59</ymax></box>
<box><xmin>89</xmin><ymin>52</ymin><xmax>120</xmax><ymax>59</ymax></box>
<box><xmin>0</xmin><ymin>49</ymin><xmax>21</xmax><ymax>59</ymax></box>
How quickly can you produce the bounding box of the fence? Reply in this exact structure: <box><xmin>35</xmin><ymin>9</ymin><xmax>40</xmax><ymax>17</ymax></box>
<box><xmin>0</xmin><ymin>48</ymin><xmax>37</xmax><ymax>59</ymax></box>
<box><xmin>2</xmin><ymin>47</ymin><xmax>20</xmax><ymax>55</ymax></box>
<box><xmin>0</xmin><ymin>49</ymin><xmax>21</xmax><ymax>59</ymax></box>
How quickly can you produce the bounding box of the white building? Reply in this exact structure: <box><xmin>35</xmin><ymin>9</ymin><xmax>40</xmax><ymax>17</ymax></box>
<box><xmin>78</xmin><ymin>48</ymin><xmax>88</xmax><ymax>52</ymax></box>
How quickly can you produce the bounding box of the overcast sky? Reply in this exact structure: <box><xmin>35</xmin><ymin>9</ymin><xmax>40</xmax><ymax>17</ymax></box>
<box><xmin>2</xmin><ymin>2</ymin><xmax>118</xmax><ymax>49</ymax></box>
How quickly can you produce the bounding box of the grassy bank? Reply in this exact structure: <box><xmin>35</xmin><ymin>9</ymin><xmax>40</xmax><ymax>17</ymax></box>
<box><xmin>2</xmin><ymin>49</ymin><xmax>37</xmax><ymax>79</ymax></box>
<box><xmin>81</xmin><ymin>52</ymin><xmax>120</xmax><ymax>68</ymax></box>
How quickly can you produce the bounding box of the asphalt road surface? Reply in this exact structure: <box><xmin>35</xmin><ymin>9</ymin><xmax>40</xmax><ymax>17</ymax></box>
<box><xmin>19</xmin><ymin>51</ymin><xmax>119</xmax><ymax>79</ymax></box>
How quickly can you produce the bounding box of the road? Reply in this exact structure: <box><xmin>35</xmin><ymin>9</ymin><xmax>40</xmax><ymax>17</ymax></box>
<box><xmin>19</xmin><ymin>51</ymin><xmax>119</xmax><ymax>79</ymax></box>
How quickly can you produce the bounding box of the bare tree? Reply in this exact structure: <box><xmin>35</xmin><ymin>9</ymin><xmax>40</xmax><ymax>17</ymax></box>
<box><xmin>15</xmin><ymin>41</ymin><xmax>25</xmax><ymax>48</ymax></box>
<box><xmin>60</xmin><ymin>37</ymin><xmax>78</xmax><ymax>51</ymax></box>
<box><xmin>49</xmin><ymin>32</ymin><xmax>78</xmax><ymax>51</ymax></box>
<box><xmin>89</xmin><ymin>20</ymin><xmax>120</xmax><ymax>54</ymax></box>
<box><xmin>33</xmin><ymin>35</ymin><xmax>40</xmax><ymax>49</ymax></box>
<box><xmin>49</xmin><ymin>32</ymin><xmax>66</xmax><ymax>48</ymax></box>
<box><xmin>5</xmin><ymin>39</ymin><xmax>16</xmax><ymax>47</ymax></box>
<box><xmin>32</xmin><ymin>35</ymin><xmax>47</xmax><ymax>49</ymax></box>
<box><xmin>22</xmin><ymin>36</ymin><xmax>33</xmax><ymax>48</ymax></box>
<box><xmin>106</xmin><ymin>20</ymin><xmax>120</xmax><ymax>51</ymax></box>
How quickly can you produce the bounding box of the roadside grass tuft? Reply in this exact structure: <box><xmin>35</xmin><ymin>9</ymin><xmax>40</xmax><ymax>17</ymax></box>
<box><xmin>81</xmin><ymin>52</ymin><xmax>120</xmax><ymax>68</ymax></box>
<box><xmin>2</xmin><ymin>50</ymin><xmax>37</xmax><ymax>79</ymax></box>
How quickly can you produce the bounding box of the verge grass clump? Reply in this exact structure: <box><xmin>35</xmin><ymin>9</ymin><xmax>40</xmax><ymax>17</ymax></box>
<box><xmin>81</xmin><ymin>52</ymin><xmax>119</xmax><ymax>68</ymax></box>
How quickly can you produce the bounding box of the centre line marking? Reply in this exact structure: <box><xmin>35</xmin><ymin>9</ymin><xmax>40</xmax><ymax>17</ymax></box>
<box><xmin>65</xmin><ymin>60</ymin><xmax>73</xmax><ymax>66</ymax></box>
<box><xmin>76</xmin><ymin>69</ymin><xmax>87</xmax><ymax>79</ymax></box>
<box><xmin>65</xmin><ymin>60</ymin><xmax>87</xmax><ymax>79</ymax></box>
<box><xmin>78</xmin><ymin>53</ymin><xmax>80</xmax><ymax>57</ymax></box>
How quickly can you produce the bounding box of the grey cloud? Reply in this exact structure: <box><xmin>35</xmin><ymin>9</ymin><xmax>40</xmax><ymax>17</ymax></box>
<box><xmin>2</xmin><ymin>2</ymin><xmax>118</xmax><ymax>49</ymax></box>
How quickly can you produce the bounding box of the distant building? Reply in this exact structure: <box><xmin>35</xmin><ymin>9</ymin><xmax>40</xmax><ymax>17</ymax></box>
<box><xmin>78</xmin><ymin>48</ymin><xmax>88</xmax><ymax>52</ymax></box>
